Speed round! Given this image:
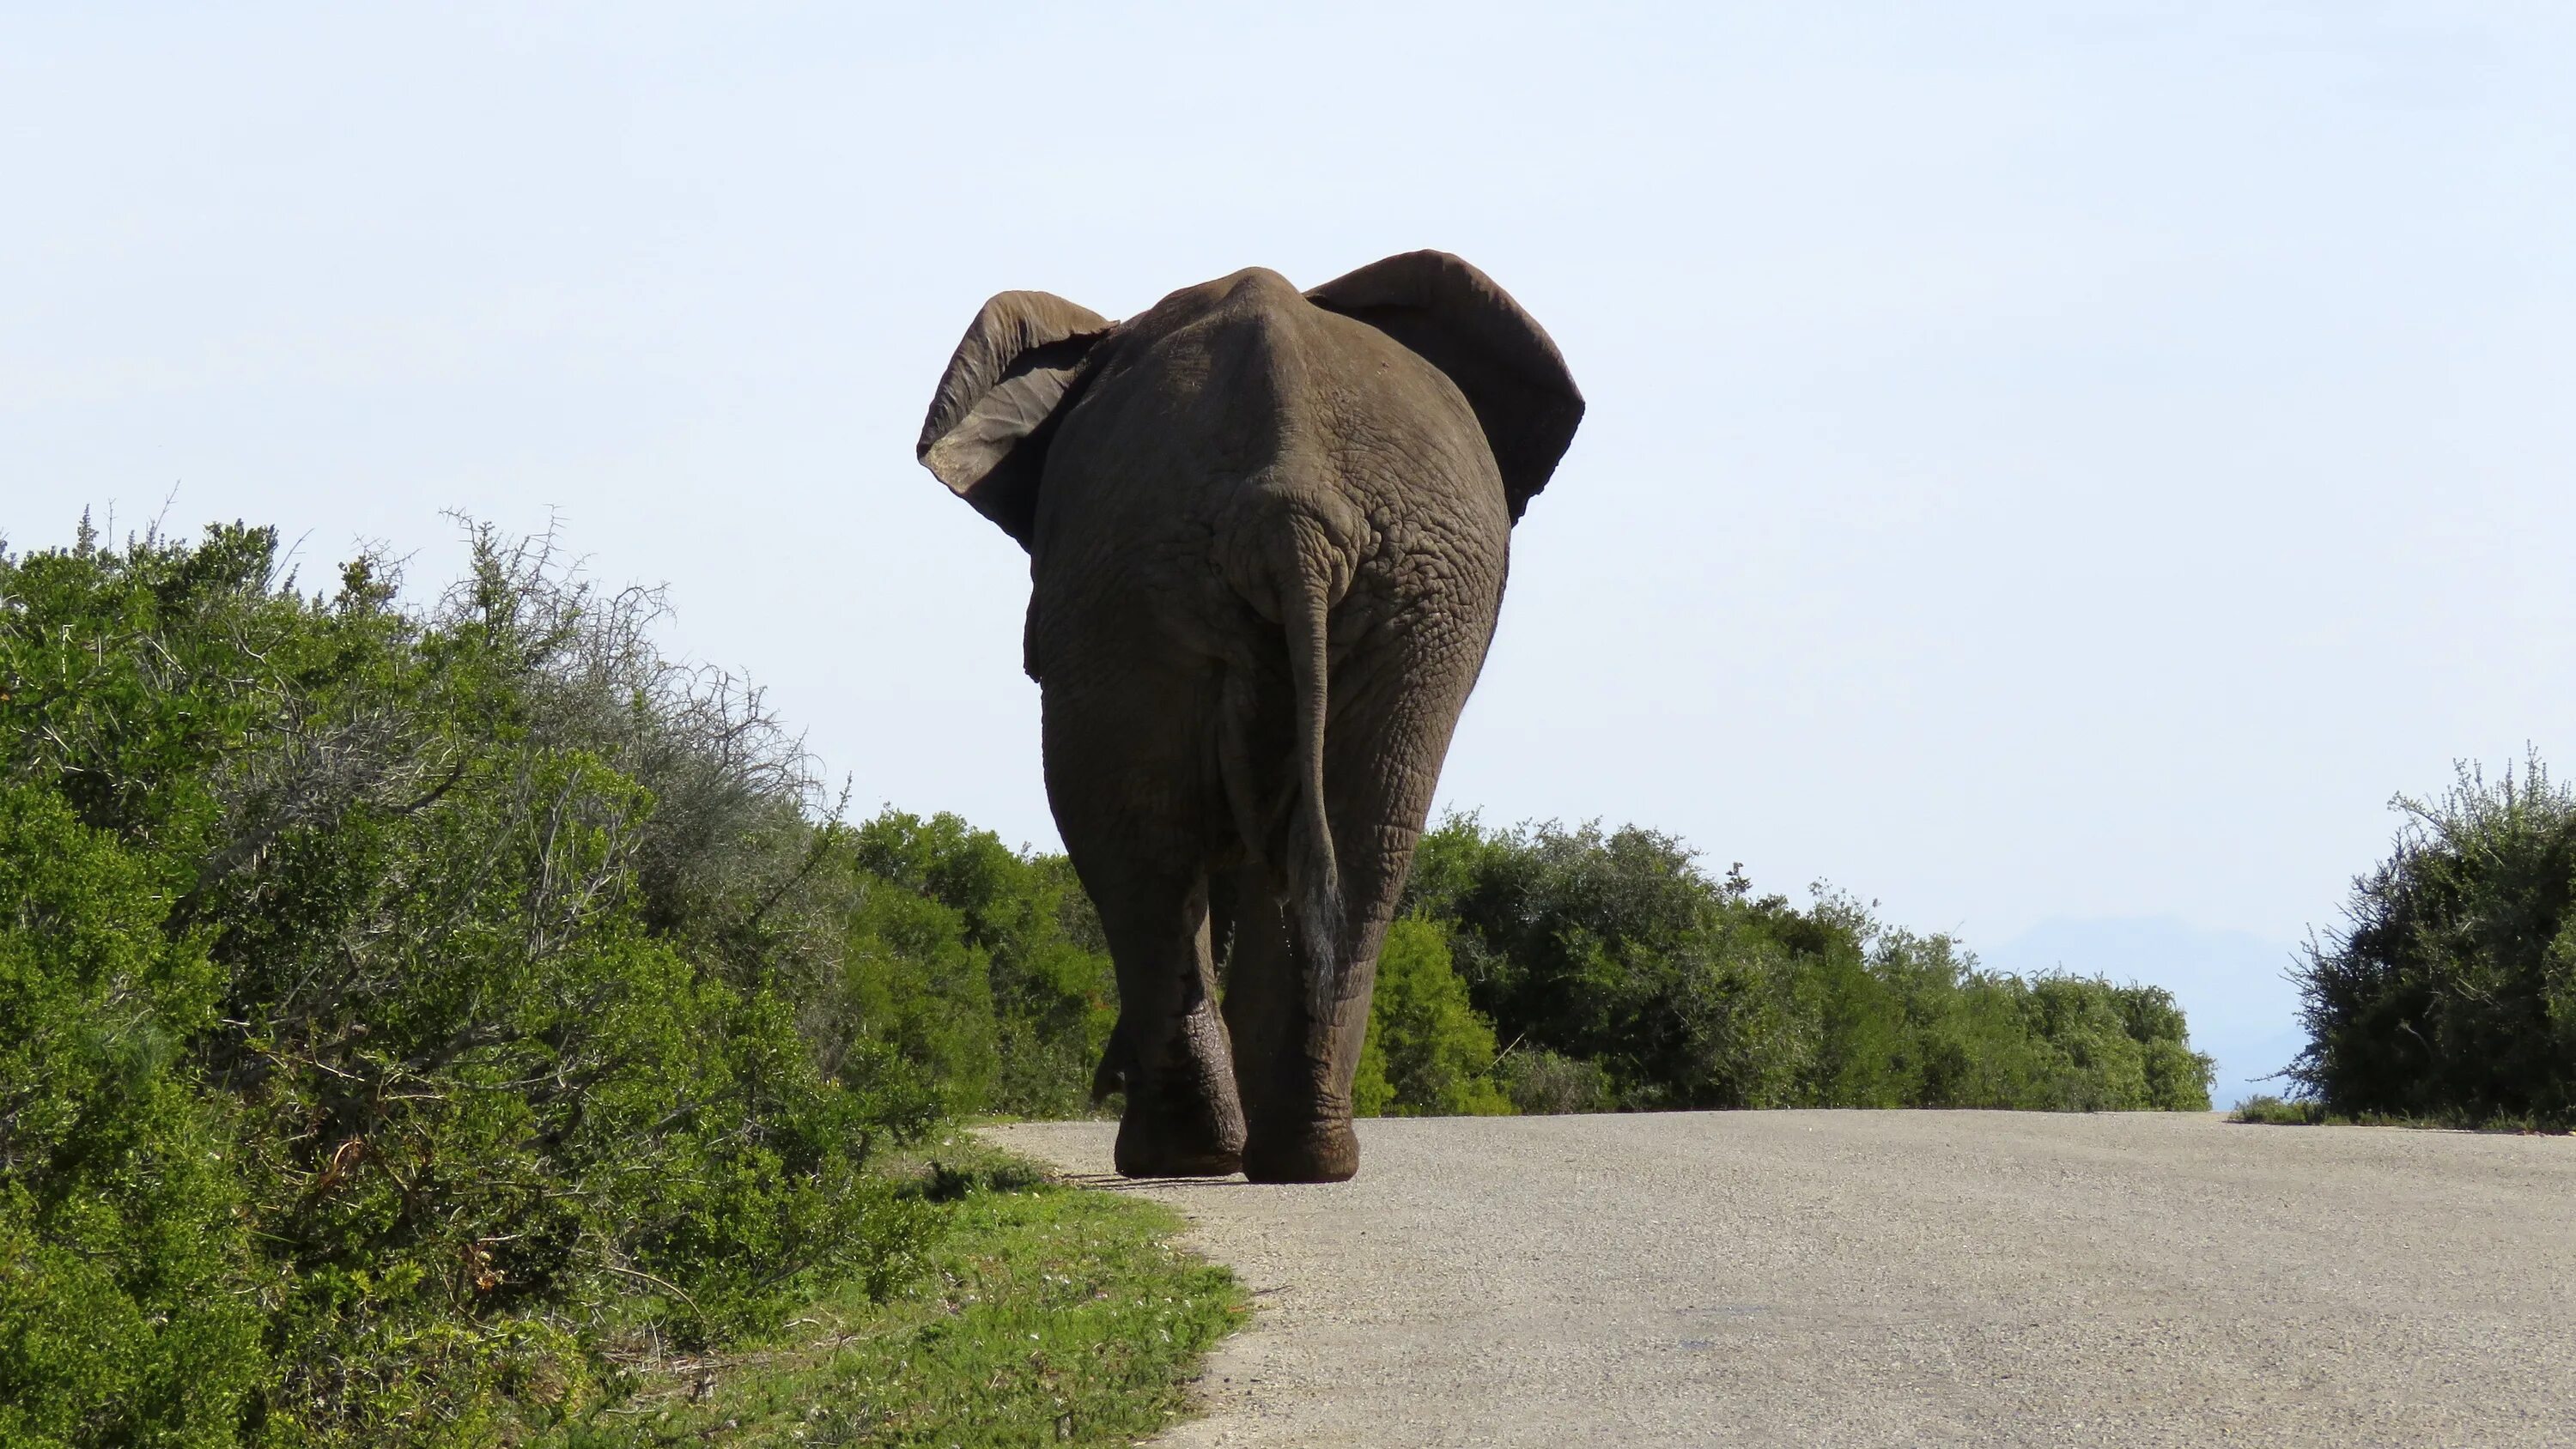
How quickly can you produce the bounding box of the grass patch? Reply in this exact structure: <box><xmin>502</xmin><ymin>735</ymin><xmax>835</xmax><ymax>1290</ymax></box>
<box><xmin>2230</xmin><ymin>1094</ymin><xmax>2568</xmax><ymax>1133</ymax></box>
<box><xmin>548</xmin><ymin>1145</ymin><xmax>1244</xmax><ymax>1447</ymax></box>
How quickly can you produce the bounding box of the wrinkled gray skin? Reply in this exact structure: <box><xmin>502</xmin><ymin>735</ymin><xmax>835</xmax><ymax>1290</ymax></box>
<box><xmin>915</xmin><ymin>252</ymin><xmax>1582</xmax><ymax>1182</ymax></box>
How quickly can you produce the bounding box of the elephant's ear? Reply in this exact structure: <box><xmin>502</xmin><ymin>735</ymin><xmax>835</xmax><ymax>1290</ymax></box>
<box><xmin>1305</xmin><ymin>251</ymin><xmax>1584</xmax><ymax>521</ymax></box>
<box><xmin>916</xmin><ymin>290</ymin><xmax>1115</xmax><ymax>547</ymax></box>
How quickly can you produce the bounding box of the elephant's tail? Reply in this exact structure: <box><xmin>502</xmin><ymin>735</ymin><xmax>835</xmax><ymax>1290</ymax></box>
<box><xmin>1279</xmin><ymin>519</ymin><xmax>1345</xmax><ymax>1022</ymax></box>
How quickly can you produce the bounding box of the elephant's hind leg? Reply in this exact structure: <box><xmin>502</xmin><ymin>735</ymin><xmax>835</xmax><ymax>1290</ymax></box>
<box><xmin>1042</xmin><ymin>682</ymin><xmax>1245</xmax><ymax>1179</ymax></box>
<box><xmin>1236</xmin><ymin>584</ymin><xmax>1503</xmax><ymax>1183</ymax></box>
<box><xmin>1216</xmin><ymin>864</ymin><xmax>1364</xmax><ymax>1182</ymax></box>
<box><xmin>1215</xmin><ymin>864</ymin><xmax>1303</xmax><ymax>1150</ymax></box>
<box><xmin>1090</xmin><ymin>866</ymin><xmax>1244</xmax><ymax>1177</ymax></box>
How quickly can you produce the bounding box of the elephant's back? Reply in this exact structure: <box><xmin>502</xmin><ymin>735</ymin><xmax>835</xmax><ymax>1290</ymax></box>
<box><xmin>1036</xmin><ymin>271</ymin><xmax>1508</xmax><ymax>560</ymax></box>
<box><xmin>1024</xmin><ymin>269</ymin><xmax>1511</xmax><ymax>693</ymax></box>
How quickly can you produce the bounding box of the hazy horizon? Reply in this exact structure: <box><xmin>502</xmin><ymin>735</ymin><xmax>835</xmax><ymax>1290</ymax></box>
<box><xmin>9</xmin><ymin>3</ymin><xmax>2571</xmax><ymax>1097</ymax></box>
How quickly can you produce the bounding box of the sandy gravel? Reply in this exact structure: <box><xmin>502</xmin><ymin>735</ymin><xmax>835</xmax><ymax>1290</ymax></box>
<box><xmin>983</xmin><ymin>1112</ymin><xmax>2576</xmax><ymax>1447</ymax></box>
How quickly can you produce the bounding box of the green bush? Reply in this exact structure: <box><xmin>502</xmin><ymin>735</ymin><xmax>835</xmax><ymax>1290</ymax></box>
<box><xmin>0</xmin><ymin>519</ymin><xmax>950</xmax><ymax>1446</ymax></box>
<box><xmin>835</xmin><ymin>872</ymin><xmax>1004</xmax><ymax>1121</ymax></box>
<box><xmin>1352</xmin><ymin>918</ymin><xmax>1510</xmax><ymax>1117</ymax></box>
<box><xmin>1493</xmin><ymin>1049</ymin><xmax>1618</xmax><ymax>1115</ymax></box>
<box><xmin>1402</xmin><ymin>815</ymin><xmax>2213</xmax><ymax>1113</ymax></box>
<box><xmin>0</xmin><ymin>786</ymin><xmax>263</xmax><ymax>1449</ymax></box>
<box><xmin>2292</xmin><ymin>755</ymin><xmax>2576</xmax><ymax>1128</ymax></box>
<box><xmin>850</xmin><ymin>811</ymin><xmax>1116</xmax><ymax>1119</ymax></box>
<box><xmin>2231</xmin><ymin>1094</ymin><xmax>2329</xmax><ymax>1125</ymax></box>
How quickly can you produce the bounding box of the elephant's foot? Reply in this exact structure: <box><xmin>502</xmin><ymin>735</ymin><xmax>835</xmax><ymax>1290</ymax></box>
<box><xmin>1114</xmin><ymin>1141</ymin><xmax>1243</xmax><ymax>1179</ymax></box>
<box><xmin>1113</xmin><ymin>1089</ymin><xmax>1245</xmax><ymax>1179</ymax></box>
<box><xmin>1241</xmin><ymin>1118</ymin><xmax>1358</xmax><ymax>1184</ymax></box>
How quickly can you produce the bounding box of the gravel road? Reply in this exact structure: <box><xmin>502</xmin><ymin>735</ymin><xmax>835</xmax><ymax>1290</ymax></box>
<box><xmin>985</xmin><ymin>1112</ymin><xmax>2575</xmax><ymax>1447</ymax></box>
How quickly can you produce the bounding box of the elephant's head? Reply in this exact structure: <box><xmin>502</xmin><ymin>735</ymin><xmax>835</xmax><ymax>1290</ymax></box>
<box><xmin>915</xmin><ymin>251</ymin><xmax>1584</xmax><ymax>547</ymax></box>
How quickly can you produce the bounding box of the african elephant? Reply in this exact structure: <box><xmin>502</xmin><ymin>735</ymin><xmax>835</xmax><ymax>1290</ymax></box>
<box><xmin>914</xmin><ymin>252</ymin><xmax>1582</xmax><ymax>1182</ymax></box>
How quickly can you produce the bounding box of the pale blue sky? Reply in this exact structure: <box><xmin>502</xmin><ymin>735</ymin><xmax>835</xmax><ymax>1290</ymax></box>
<box><xmin>8</xmin><ymin>3</ymin><xmax>2572</xmax><ymax>1101</ymax></box>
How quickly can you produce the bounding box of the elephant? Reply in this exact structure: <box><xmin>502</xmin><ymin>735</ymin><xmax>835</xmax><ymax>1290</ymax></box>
<box><xmin>913</xmin><ymin>251</ymin><xmax>1582</xmax><ymax>1182</ymax></box>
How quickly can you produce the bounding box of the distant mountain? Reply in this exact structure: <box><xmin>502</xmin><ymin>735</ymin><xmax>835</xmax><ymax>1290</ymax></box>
<box><xmin>1978</xmin><ymin>917</ymin><xmax>2306</xmax><ymax>1110</ymax></box>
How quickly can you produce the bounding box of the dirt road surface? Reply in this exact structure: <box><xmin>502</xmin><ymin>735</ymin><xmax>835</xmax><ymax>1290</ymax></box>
<box><xmin>985</xmin><ymin>1112</ymin><xmax>2575</xmax><ymax>1447</ymax></box>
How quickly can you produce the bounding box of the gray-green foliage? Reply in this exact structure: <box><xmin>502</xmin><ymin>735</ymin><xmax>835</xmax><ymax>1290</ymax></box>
<box><xmin>0</xmin><ymin>518</ymin><xmax>1108</xmax><ymax>1447</ymax></box>
<box><xmin>2293</xmin><ymin>754</ymin><xmax>2576</xmax><ymax>1128</ymax></box>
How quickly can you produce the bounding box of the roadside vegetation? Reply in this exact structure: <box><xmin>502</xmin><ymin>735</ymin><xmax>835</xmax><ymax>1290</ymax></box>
<box><xmin>2229</xmin><ymin>1094</ymin><xmax>2567</xmax><ymax>1133</ymax></box>
<box><xmin>0</xmin><ymin>518</ymin><xmax>1145</xmax><ymax>1448</ymax></box>
<box><xmin>548</xmin><ymin>1143</ymin><xmax>1241</xmax><ymax>1449</ymax></box>
<box><xmin>2</xmin><ymin>513</ymin><xmax>2217</xmax><ymax>1446</ymax></box>
<box><xmin>2272</xmin><ymin>755</ymin><xmax>2576</xmax><ymax>1132</ymax></box>
<box><xmin>2230</xmin><ymin>1095</ymin><xmax>2330</xmax><ymax>1126</ymax></box>
<box><xmin>1385</xmin><ymin>819</ymin><xmax>2214</xmax><ymax>1114</ymax></box>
